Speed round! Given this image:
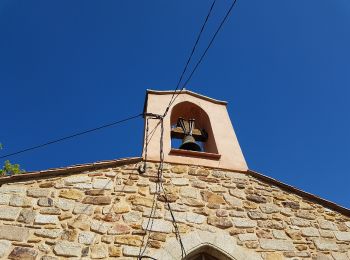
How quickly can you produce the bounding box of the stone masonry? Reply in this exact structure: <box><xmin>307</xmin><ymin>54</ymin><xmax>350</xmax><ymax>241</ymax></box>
<box><xmin>0</xmin><ymin>161</ymin><xmax>349</xmax><ymax>259</ymax></box>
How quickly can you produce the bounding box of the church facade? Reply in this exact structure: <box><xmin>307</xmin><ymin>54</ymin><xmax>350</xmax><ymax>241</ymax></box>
<box><xmin>0</xmin><ymin>90</ymin><xmax>349</xmax><ymax>259</ymax></box>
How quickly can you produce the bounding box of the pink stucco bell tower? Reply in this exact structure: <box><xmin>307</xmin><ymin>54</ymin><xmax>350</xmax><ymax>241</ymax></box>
<box><xmin>142</xmin><ymin>89</ymin><xmax>248</xmax><ymax>172</ymax></box>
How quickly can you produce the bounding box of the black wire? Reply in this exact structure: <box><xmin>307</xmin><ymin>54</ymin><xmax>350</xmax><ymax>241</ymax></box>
<box><xmin>138</xmin><ymin>117</ymin><xmax>164</xmax><ymax>259</ymax></box>
<box><xmin>140</xmin><ymin>1</ymin><xmax>240</xmax><ymax>258</ymax></box>
<box><xmin>146</xmin><ymin>121</ymin><xmax>161</xmax><ymax>146</ymax></box>
<box><xmin>140</xmin><ymin>117</ymin><xmax>186</xmax><ymax>259</ymax></box>
<box><xmin>160</xmin><ymin>181</ymin><xmax>187</xmax><ymax>258</ymax></box>
<box><xmin>142</xmin><ymin>117</ymin><xmax>150</xmax><ymax>171</ymax></box>
<box><xmin>164</xmin><ymin>0</ymin><xmax>217</xmax><ymax>117</ymax></box>
<box><xmin>138</xmin><ymin>116</ymin><xmax>161</xmax><ymax>259</ymax></box>
<box><xmin>168</xmin><ymin>0</ymin><xmax>239</xmax><ymax>110</ymax></box>
<box><xmin>0</xmin><ymin>113</ymin><xmax>143</xmax><ymax>159</ymax></box>
<box><xmin>138</xmin><ymin>182</ymin><xmax>159</xmax><ymax>259</ymax></box>
<box><xmin>159</xmin><ymin>119</ymin><xmax>186</xmax><ymax>258</ymax></box>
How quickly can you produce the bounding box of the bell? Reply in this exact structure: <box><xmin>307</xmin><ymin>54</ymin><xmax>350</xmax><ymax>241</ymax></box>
<box><xmin>179</xmin><ymin>135</ymin><xmax>201</xmax><ymax>152</ymax></box>
<box><xmin>177</xmin><ymin>117</ymin><xmax>202</xmax><ymax>152</ymax></box>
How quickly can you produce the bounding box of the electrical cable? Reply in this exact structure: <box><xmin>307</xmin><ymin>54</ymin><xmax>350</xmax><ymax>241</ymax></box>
<box><xmin>139</xmin><ymin>1</ymin><xmax>240</xmax><ymax>258</ymax></box>
<box><xmin>0</xmin><ymin>113</ymin><xmax>143</xmax><ymax>159</ymax></box>
<box><xmin>166</xmin><ymin>0</ymin><xmax>239</xmax><ymax>113</ymax></box>
<box><xmin>157</xmin><ymin>119</ymin><xmax>186</xmax><ymax>258</ymax></box>
<box><xmin>138</xmin><ymin>116</ymin><xmax>162</xmax><ymax>259</ymax></box>
<box><xmin>139</xmin><ymin>116</ymin><xmax>186</xmax><ymax>259</ymax></box>
<box><xmin>1</xmin><ymin>0</ymin><xmax>238</xmax><ymax>161</ymax></box>
<box><xmin>2</xmin><ymin>1</ymin><xmax>239</xmax><ymax>258</ymax></box>
<box><xmin>165</xmin><ymin>0</ymin><xmax>217</xmax><ymax>116</ymax></box>
<box><xmin>141</xmin><ymin>1</ymin><xmax>240</xmax><ymax>258</ymax></box>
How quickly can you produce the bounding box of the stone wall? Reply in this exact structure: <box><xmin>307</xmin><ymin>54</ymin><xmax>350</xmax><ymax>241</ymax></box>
<box><xmin>0</xmin><ymin>162</ymin><xmax>349</xmax><ymax>259</ymax></box>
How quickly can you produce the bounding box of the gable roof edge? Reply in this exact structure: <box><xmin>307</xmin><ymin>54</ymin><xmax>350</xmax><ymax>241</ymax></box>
<box><xmin>248</xmin><ymin>169</ymin><xmax>350</xmax><ymax>217</ymax></box>
<box><xmin>0</xmin><ymin>157</ymin><xmax>142</xmax><ymax>185</ymax></box>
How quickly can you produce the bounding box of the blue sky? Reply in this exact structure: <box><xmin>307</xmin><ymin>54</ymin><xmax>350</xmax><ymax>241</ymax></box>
<box><xmin>1</xmin><ymin>1</ymin><xmax>350</xmax><ymax>208</ymax></box>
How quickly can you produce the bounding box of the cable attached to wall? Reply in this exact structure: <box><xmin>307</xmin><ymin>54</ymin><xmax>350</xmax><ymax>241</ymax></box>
<box><xmin>138</xmin><ymin>114</ymin><xmax>163</xmax><ymax>259</ymax></box>
<box><xmin>139</xmin><ymin>1</ymin><xmax>241</xmax><ymax>258</ymax></box>
<box><xmin>138</xmin><ymin>115</ymin><xmax>186</xmax><ymax>259</ymax></box>
<box><xmin>158</xmin><ymin>118</ymin><xmax>186</xmax><ymax>258</ymax></box>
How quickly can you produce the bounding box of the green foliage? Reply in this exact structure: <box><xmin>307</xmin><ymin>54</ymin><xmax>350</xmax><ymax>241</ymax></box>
<box><xmin>0</xmin><ymin>143</ymin><xmax>25</xmax><ymax>176</ymax></box>
<box><xmin>0</xmin><ymin>160</ymin><xmax>24</xmax><ymax>176</ymax></box>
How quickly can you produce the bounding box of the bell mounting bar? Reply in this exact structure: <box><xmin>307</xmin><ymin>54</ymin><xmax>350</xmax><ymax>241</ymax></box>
<box><xmin>143</xmin><ymin>113</ymin><xmax>163</xmax><ymax>119</ymax></box>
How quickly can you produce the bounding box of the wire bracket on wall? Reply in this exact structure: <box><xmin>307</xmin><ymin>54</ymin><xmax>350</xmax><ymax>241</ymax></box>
<box><xmin>139</xmin><ymin>114</ymin><xmax>186</xmax><ymax>259</ymax></box>
<box><xmin>138</xmin><ymin>113</ymin><xmax>163</xmax><ymax>174</ymax></box>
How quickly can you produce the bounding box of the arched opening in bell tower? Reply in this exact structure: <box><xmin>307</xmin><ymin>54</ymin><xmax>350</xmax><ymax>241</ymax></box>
<box><xmin>170</xmin><ymin>101</ymin><xmax>218</xmax><ymax>154</ymax></box>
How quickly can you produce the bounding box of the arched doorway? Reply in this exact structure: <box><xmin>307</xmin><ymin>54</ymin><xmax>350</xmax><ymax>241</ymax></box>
<box><xmin>186</xmin><ymin>253</ymin><xmax>220</xmax><ymax>260</ymax></box>
<box><xmin>151</xmin><ymin>230</ymin><xmax>263</xmax><ymax>260</ymax></box>
<box><xmin>183</xmin><ymin>245</ymin><xmax>234</xmax><ymax>260</ymax></box>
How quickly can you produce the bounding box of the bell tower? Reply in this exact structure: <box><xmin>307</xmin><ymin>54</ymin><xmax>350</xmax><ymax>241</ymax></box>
<box><xmin>142</xmin><ymin>89</ymin><xmax>247</xmax><ymax>171</ymax></box>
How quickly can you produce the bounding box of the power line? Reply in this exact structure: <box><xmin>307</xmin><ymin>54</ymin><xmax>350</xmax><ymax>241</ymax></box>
<box><xmin>157</xmin><ymin>120</ymin><xmax>186</xmax><ymax>258</ymax></box>
<box><xmin>1</xmin><ymin>0</ymin><xmax>238</xmax><ymax>161</ymax></box>
<box><xmin>0</xmin><ymin>113</ymin><xmax>143</xmax><ymax>159</ymax></box>
<box><xmin>138</xmin><ymin>115</ymin><xmax>162</xmax><ymax>259</ymax></box>
<box><xmin>139</xmin><ymin>117</ymin><xmax>186</xmax><ymax>259</ymax></box>
<box><xmin>165</xmin><ymin>0</ymin><xmax>217</xmax><ymax>116</ymax></box>
<box><xmin>139</xmin><ymin>1</ymin><xmax>240</xmax><ymax>258</ymax></box>
<box><xmin>167</xmin><ymin>0</ymin><xmax>239</xmax><ymax>112</ymax></box>
<box><xmin>138</xmin><ymin>116</ymin><xmax>162</xmax><ymax>259</ymax></box>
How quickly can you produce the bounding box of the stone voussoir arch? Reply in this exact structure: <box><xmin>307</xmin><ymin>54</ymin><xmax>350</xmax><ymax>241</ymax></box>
<box><xmin>151</xmin><ymin>230</ymin><xmax>263</xmax><ymax>260</ymax></box>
